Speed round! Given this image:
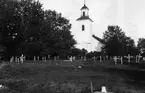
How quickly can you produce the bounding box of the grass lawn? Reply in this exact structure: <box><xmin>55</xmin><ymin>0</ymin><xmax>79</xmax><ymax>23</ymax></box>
<box><xmin>1</xmin><ymin>60</ymin><xmax>145</xmax><ymax>92</ymax></box>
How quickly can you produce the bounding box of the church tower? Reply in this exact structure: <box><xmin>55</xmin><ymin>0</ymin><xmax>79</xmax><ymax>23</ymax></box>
<box><xmin>75</xmin><ymin>0</ymin><xmax>93</xmax><ymax>52</ymax></box>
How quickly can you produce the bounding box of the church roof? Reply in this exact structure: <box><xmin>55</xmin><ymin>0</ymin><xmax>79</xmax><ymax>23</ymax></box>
<box><xmin>92</xmin><ymin>35</ymin><xmax>105</xmax><ymax>44</ymax></box>
<box><xmin>76</xmin><ymin>16</ymin><xmax>93</xmax><ymax>22</ymax></box>
<box><xmin>81</xmin><ymin>4</ymin><xmax>89</xmax><ymax>10</ymax></box>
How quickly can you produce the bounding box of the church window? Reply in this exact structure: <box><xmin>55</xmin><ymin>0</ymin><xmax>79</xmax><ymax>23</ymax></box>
<box><xmin>83</xmin><ymin>12</ymin><xmax>85</xmax><ymax>16</ymax></box>
<box><xmin>82</xmin><ymin>25</ymin><xmax>85</xmax><ymax>31</ymax></box>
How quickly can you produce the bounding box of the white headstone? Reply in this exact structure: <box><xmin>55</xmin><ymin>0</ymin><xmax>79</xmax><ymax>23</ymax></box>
<box><xmin>70</xmin><ymin>56</ymin><xmax>73</xmax><ymax>62</ymax></box>
<box><xmin>78</xmin><ymin>65</ymin><xmax>82</xmax><ymax>68</ymax></box>
<box><xmin>121</xmin><ymin>57</ymin><xmax>123</xmax><ymax>64</ymax></box>
<box><xmin>34</xmin><ymin>56</ymin><xmax>36</xmax><ymax>61</ymax></box>
<box><xmin>101</xmin><ymin>86</ymin><xmax>107</xmax><ymax>93</ymax></box>
<box><xmin>143</xmin><ymin>57</ymin><xmax>145</xmax><ymax>61</ymax></box>
<box><xmin>73</xmin><ymin>56</ymin><xmax>76</xmax><ymax>60</ymax></box>
<box><xmin>20</xmin><ymin>54</ymin><xmax>24</xmax><ymax>63</ymax></box>
<box><xmin>10</xmin><ymin>56</ymin><xmax>14</xmax><ymax>62</ymax></box>
<box><xmin>37</xmin><ymin>56</ymin><xmax>39</xmax><ymax>61</ymax></box>
<box><xmin>113</xmin><ymin>56</ymin><xmax>117</xmax><ymax>65</ymax></box>
<box><xmin>135</xmin><ymin>55</ymin><xmax>138</xmax><ymax>63</ymax></box>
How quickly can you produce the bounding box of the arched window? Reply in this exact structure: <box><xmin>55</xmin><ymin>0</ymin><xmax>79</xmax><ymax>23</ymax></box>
<box><xmin>83</xmin><ymin>12</ymin><xmax>85</xmax><ymax>16</ymax></box>
<box><xmin>82</xmin><ymin>25</ymin><xmax>85</xmax><ymax>31</ymax></box>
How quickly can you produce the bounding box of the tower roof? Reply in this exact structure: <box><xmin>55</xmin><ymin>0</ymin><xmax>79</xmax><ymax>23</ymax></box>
<box><xmin>81</xmin><ymin>4</ymin><xmax>89</xmax><ymax>10</ymax></box>
<box><xmin>76</xmin><ymin>16</ymin><xmax>93</xmax><ymax>22</ymax></box>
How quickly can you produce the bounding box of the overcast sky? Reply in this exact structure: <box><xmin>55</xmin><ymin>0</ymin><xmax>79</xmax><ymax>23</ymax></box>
<box><xmin>40</xmin><ymin>0</ymin><xmax>145</xmax><ymax>45</ymax></box>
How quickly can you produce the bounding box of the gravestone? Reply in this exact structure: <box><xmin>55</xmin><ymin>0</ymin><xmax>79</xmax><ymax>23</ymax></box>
<box><xmin>125</xmin><ymin>54</ymin><xmax>131</xmax><ymax>63</ymax></box>
<box><xmin>143</xmin><ymin>57</ymin><xmax>145</xmax><ymax>61</ymax></box>
<box><xmin>100</xmin><ymin>56</ymin><xmax>102</xmax><ymax>62</ymax></box>
<box><xmin>113</xmin><ymin>56</ymin><xmax>117</xmax><ymax>65</ymax></box>
<box><xmin>37</xmin><ymin>56</ymin><xmax>39</xmax><ymax>61</ymax></box>
<box><xmin>10</xmin><ymin>56</ymin><xmax>14</xmax><ymax>63</ymax></box>
<box><xmin>34</xmin><ymin>56</ymin><xmax>36</xmax><ymax>61</ymax></box>
<box><xmin>138</xmin><ymin>54</ymin><xmax>142</xmax><ymax>63</ymax></box>
<box><xmin>70</xmin><ymin>56</ymin><xmax>73</xmax><ymax>62</ymax></box>
<box><xmin>20</xmin><ymin>54</ymin><xmax>24</xmax><ymax>63</ymax></box>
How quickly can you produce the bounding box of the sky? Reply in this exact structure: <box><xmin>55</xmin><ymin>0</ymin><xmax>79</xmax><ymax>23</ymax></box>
<box><xmin>39</xmin><ymin>0</ymin><xmax>145</xmax><ymax>45</ymax></box>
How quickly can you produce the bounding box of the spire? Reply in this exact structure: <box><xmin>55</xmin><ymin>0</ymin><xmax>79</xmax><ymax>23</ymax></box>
<box><xmin>84</xmin><ymin>0</ymin><xmax>86</xmax><ymax>5</ymax></box>
<box><xmin>81</xmin><ymin>0</ymin><xmax>89</xmax><ymax>10</ymax></box>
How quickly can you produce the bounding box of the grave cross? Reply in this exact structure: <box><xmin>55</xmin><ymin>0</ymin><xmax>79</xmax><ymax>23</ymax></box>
<box><xmin>125</xmin><ymin>54</ymin><xmax>131</xmax><ymax>63</ymax></box>
<box><xmin>20</xmin><ymin>54</ymin><xmax>24</xmax><ymax>63</ymax></box>
<box><xmin>137</xmin><ymin>54</ymin><xmax>142</xmax><ymax>63</ymax></box>
<box><xmin>113</xmin><ymin>56</ymin><xmax>117</xmax><ymax>65</ymax></box>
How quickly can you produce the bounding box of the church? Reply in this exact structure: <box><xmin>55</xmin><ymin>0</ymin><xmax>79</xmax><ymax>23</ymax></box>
<box><xmin>73</xmin><ymin>1</ymin><xmax>103</xmax><ymax>53</ymax></box>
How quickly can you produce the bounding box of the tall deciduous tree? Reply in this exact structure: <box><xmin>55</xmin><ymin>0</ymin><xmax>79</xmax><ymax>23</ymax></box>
<box><xmin>102</xmin><ymin>26</ymin><xmax>126</xmax><ymax>56</ymax></box>
<box><xmin>0</xmin><ymin>0</ymin><xmax>44</xmax><ymax>58</ymax></box>
<box><xmin>40</xmin><ymin>10</ymin><xmax>76</xmax><ymax>56</ymax></box>
<box><xmin>102</xmin><ymin>25</ymin><xmax>137</xmax><ymax>56</ymax></box>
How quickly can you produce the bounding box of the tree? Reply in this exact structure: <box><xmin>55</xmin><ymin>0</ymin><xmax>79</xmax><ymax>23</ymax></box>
<box><xmin>40</xmin><ymin>10</ymin><xmax>76</xmax><ymax>56</ymax></box>
<box><xmin>137</xmin><ymin>38</ymin><xmax>145</xmax><ymax>54</ymax></box>
<box><xmin>102</xmin><ymin>25</ymin><xmax>136</xmax><ymax>56</ymax></box>
<box><xmin>102</xmin><ymin>26</ymin><xmax>126</xmax><ymax>56</ymax></box>
<box><xmin>125</xmin><ymin>36</ymin><xmax>139</xmax><ymax>55</ymax></box>
<box><xmin>0</xmin><ymin>0</ymin><xmax>22</xmax><ymax>58</ymax></box>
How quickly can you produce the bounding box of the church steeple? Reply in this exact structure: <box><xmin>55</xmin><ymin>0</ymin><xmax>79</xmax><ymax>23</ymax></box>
<box><xmin>75</xmin><ymin>0</ymin><xmax>94</xmax><ymax>52</ymax></box>
<box><xmin>76</xmin><ymin>0</ymin><xmax>93</xmax><ymax>22</ymax></box>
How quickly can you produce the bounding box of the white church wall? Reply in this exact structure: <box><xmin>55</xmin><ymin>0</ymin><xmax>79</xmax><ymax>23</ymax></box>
<box><xmin>75</xmin><ymin>20</ymin><xmax>92</xmax><ymax>43</ymax></box>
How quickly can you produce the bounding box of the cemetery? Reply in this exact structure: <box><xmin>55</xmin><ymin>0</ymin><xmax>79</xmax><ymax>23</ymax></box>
<box><xmin>1</xmin><ymin>0</ymin><xmax>145</xmax><ymax>93</ymax></box>
<box><xmin>0</xmin><ymin>54</ymin><xmax>145</xmax><ymax>93</ymax></box>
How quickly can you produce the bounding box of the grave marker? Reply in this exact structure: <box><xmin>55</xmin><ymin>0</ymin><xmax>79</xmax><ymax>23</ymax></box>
<box><xmin>20</xmin><ymin>54</ymin><xmax>24</xmax><ymax>63</ymax></box>
<box><xmin>34</xmin><ymin>56</ymin><xmax>36</xmax><ymax>61</ymax></box>
<box><xmin>138</xmin><ymin>54</ymin><xmax>142</xmax><ymax>63</ymax></box>
<box><xmin>126</xmin><ymin>54</ymin><xmax>131</xmax><ymax>63</ymax></box>
<box><xmin>121</xmin><ymin>57</ymin><xmax>123</xmax><ymax>64</ymax></box>
<box><xmin>84</xmin><ymin>56</ymin><xmax>86</xmax><ymax>61</ymax></box>
<box><xmin>113</xmin><ymin>56</ymin><xmax>117</xmax><ymax>65</ymax></box>
<box><xmin>100</xmin><ymin>56</ymin><xmax>102</xmax><ymax>62</ymax></box>
<box><xmin>37</xmin><ymin>56</ymin><xmax>39</xmax><ymax>61</ymax></box>
<box><xmin>70</xmin><ymin>56</ymin><xmax>73</xmax><ymax>62</ymax></box>
<box><xmin>10</xmin><ymin>56</ymin><xmax>14</xmax><ymax>63</ymax></box>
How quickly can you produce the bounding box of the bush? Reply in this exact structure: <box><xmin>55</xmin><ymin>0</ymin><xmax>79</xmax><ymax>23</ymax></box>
<box><xmin>112</xmin><ymin>86</ymin><xmax>141</xmax><ymax>93</ymax></box>
<box><xmin>2</xmin><ymin>78</ymin><xmax>29</xmax><ymax>92</ymax></box>
<box><xmin>27</xmin><ymin>81</ymin><xmax>91</xmax><ymax>93</ymax></box>
<box><xmin>0</xmin><ymin>63</ymin><xmax>13</xmax><ymax>79</ymax></box>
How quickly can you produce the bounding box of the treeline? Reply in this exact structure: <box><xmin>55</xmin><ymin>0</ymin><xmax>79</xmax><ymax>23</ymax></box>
<box><xmin>0</xmin><ymin>0</ymin><xmax>78</xmax><ymax>60</ymax></box>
